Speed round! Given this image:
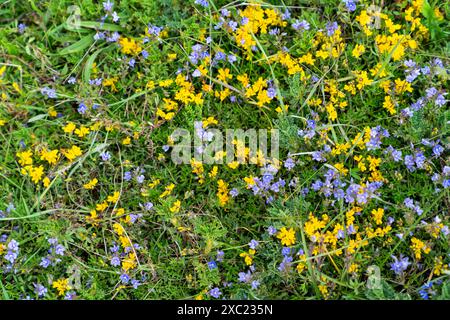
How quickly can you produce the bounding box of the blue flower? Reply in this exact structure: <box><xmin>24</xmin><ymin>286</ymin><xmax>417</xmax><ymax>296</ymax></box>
<box><xmin>103</xmin><ymin>0</ymin><xmax>113</xmax><ymax>11</ymax></box>
<box><xmin>77</xmin><ymin>103</ymin><xmax>88</xmax><ymax>114</ymax></box>
<box><xmin>248</xmin><ymin>240</ymin><xmax>259</xmax><ymax>250</ymax></box>
<box><xmin>41</xmin><ymin>87</ymin><xmax>57</xmax><ymax>98</ymax></box>
<box><xmin>112</xmin><ymin>11</ymin><xmax>119</xmax><ymax>23</ymax></box>
<box><xmin>100</xmin><ymin>151</ymin><xmax>111</xmax><ymax>162</ymax></box>
<box><xmin>33</xmin><ymin>283</ymin><xmax>48</xmax><ymax>297</ymax></box>
<box><xmin>267</xmin><ymin>226</ymin><xmax>277</xmax><ymax>235</ymax></box>
<box><xmin>229</xmin><ymin>188</ymin><xmax>239</xmax><ymax>197</ymax></box>
<box><xmin>292</xmin><ymin>19</ymin><xmax>310</xmax><ymax>31</ymax></box>
<box><xmin>390</xmin><ymin>254</ymin><xmax>410</xmax><ymax>276</ymax></box>
<box><xmin>194</xmin><ymin>0</ymin><xmax>209</xmax><ymax>8</ymax></box>
<box><xmin>216</xmin><ymin>250</ymin><xmax>224</xmax><ymax>262</ymax></box>
<box><xmin>120</xmin><ymin>273</ymin><xmax>130</xmax><ymax>284</ymax></box>
<box><xmin>18</xmin><ymin>23</ymin><xmax>27</xmax><ymax>34</ymax></box>
<box><xmin>207</xmin><ymin>260</ymin><xmax>217</xmax><ymax>270</ymax></box>
<box><xmin>342</xmin><ymin>0</ymin><xmax>357</xmax><ymax>12</ymax></box>
<box><xmin>326</xmin><ymin>22</ymin><xmax>339</xmax><ymax>36</ymax></box>
<box><xmin>209</xmin><ymin>287</ymin><xmax>221</xmax><ymax>298</ymax></box>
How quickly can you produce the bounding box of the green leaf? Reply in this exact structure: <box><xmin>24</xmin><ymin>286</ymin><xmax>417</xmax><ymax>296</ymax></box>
<box><xmin>27</xmin><ymin>114</ymin><xmax>47</xmax><ymax>123</ymax></box>
<box><xmin>83</xmin><ymin>47</ymin><xmax>103</xmax><ymax>83</ymax></box>
<box><xmin>57</xmin><ymin>34</ymin><xmax>94</xmax><ymax>55</ymax></box>
<box><xmin>78</xmin><ymin>21</ymin><xmax>125</xmax><ymax>32</ymax></box>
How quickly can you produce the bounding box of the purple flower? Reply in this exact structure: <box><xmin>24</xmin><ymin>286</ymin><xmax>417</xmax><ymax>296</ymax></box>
<box><xmin>55</xmin><ymin>244</ymin><xmax>65</xmax><ymax>256</ymax></box>
<box><xmin>278</xmin><ymin>256</ymin><xmax>293</xmax><ymax>273</ymax></box>
<box><xmin>435</xmin><ymin>94</ymin><xmax>446</xmax><ymax>107</ymax></box>
<box><xmin>94</xmin><ymin>32</ymin><xmax>105</xmax><ymax>40</ymax></box>
<box><xmin>112</xmin><ymin>11</ymin><xmax>119</xmax><ymax>22</ymax></box>
<box><xmin>426</xmin><ymin>87</ymin><xmax>438</xmax><ymax>99</ymax></box>
<box><xmin>111</xmin><ymin>256</ymin><xmax>120</xmax><ymax>267</ymax></box>
<box><xmin>214</xmin><ymin>51</ymin><xmax>226</xmax><ymax>61</ymax></box>
<box><xmin>390</xmin><ymin>255</ymin><xmax>410</xmax><ymax>276</ymax></box>
<box><xmin>107</xmin><ymin>32</ymin><xmax>120</xmax><ymax>42</ymax></box>
<box><xmin>229</xmin><ymin>188</ymin><xmax>239</xmax><ymax>197</ymax></box>
<box><xmin>216</xmin><ymin>250</ymin><xmax>224</xmax><ymax>262</ymax></box>
<box><xmin>100</xmin><ymin>151</ymin><xmax>111</xmax><ymax>162</ymax></box>
<box><xmin>194</xmin><ymin>0</ymin><xmax>209</xmax><ymax>8</ymax></box>
<box><xmin>251</xmin><ymin>280</ymin><xmax>260</xmax><ymax>289</ymax></box>
<box><xmin>343</xmin><ymin>0</ymin><xmax>357</xmax><ymax>12</ymax></box>
<box><xmin>207</xmin><ymin>260</ymin><xmax>217</xmax><ymax>270</ymax></box>
<box><xmin>131</xmin><ymin>279</ymin><xmax>141</xmax><ymax>289</ymax></box>
<box><xmin>326</xmin><ymin>22</ymin><xmax>339</xmax><ymax>36</ymax></box>
<box><xmin>248</xmin><ymin>240</ymin><xmax>259</xmax><ymax>250</ymax></box>
<box><xmin>120</xmin><ymin>273</ymin><xmax>130</xmax><ymax>284</ymax></box>
<box><xmin>282</xmin><ymin>10</ymin><xmax>291</xmax><ymax>20</ymax></box>
<box><xmin>33</xmin><ymin>283</ymin><xmax>48</xmax><ymax>297</ymax></box>
<box><xmin>227</xmin><ymin>54</ymin><xmax>237</xmax><ymax>63</ymax></box>
<box><xmin>41</xmin><ymin>87</ymin><xmax>57</xmax><ymax>98</ymax></box>
<box><xmin>209</xmin><ymin>287</ymin><xmax>221</xmax><ymax>298</ymax></box>
<box><xmin>283</xmin><ymin>158</ymin><xmax>295</xmax><ymax>171</ymax></box>
<box><xmin>136</xmin><ymin>175</ymin><xmax>145</xmax><ymax>184</ymax></box>
<box><xmin>8</xmin><ymin>239</ymin><xmax>19</xmax><ymax>251</ymax></box>
<box><xmin>238</xmin><ymin>270</ymin><xmax>252</xmax><ymax>283</ymax></box>
<box><xmin>433</xmin><ymin>144</ymin><xmax>444</xmax><ymax>157</ymax></box>
<box><xmin>147</xmin><ymin>24</ymin><xmax>163</xmax><ymax>37</ymax></box>
<box><xmin>144</xmin><ymin>202</ymin><xmax>154</xmax><ymax>211</ymax></box>
<box><xmin>292</xmin><ymin>19</ymin><xmax>310</xmax><ymax>31</ymax></box>
<box><xmin>267</xmin><ymin>87</ymin><xmax>277</xmax><ymax>99</ymax></box>
<box><xmin>18</xmin><ymin>23</ymin><xmax>27</xmax><ymax>34</ymax></box>
<box><xmin>267</xmin><ymin>226</ymin><xmax>277</xmax><ymax>236</ymax></box>
<box><xmin>39</xmin><ymin>257</ymin><xmax>51</xmax><ymax>268</ymax></box>
<box><xmin>103</xmin><ymin>0</ymin><xmax>113</xmax><ymax>11</ymax></box>
<box><xmin>124</xmin><ymin>171</ymin><xmax>132</xmax><ymax>181</ymax></box>
<box><xmin>282</xmin><ymin>247</ymin><xmax>291</xmax><ymax>256</ymax></box>
<box><xmin>77</xmin><ymin>103</ymin><xmax>88</xmax><ymax>114</ymax></box>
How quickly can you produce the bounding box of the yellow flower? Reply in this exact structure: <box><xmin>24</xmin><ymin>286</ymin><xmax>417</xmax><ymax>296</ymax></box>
<box><xmin>352</xmin><ymin>44</ymin><xmax>365</xmax><ymax>58</ymax></box>
<box><xmin>348</xmin><ymin>263</ymin><xmax>359</xmax><ymax>273</ymax></box>
<box><xmin>63</xmin><ymin>145</ymin><xmax>82</xmax><ymax>162</ymax></box>
<box><xmin>334</xmin><ymin>163</ymin><xmax>348</xmax><ymax>176</ymax></box>
<box><xmin>217</xmin><ymin>68</ymin><xmax>232</xmax><ymax>83</ymax></box>
<box><xmin>170</xmin><ymin>200</ymin><xmax>181</xmax><ymax>213</ymax></box>
<box><xmin>48</xmin><ymin>107</ymin><xmax>57</xmax><ymax>117</ymax></box>
<box><xmin>277</xmin><ymin>227</ymin><xmax>296</xmax><ymax>246</ymax></box>
<box><xmin>159</xmin><ymin>79</ymin><xmax>173</xmax><ymax>87</ymax></box>
<box><xmin>30</xmin><ymin>165</ymin><xmax>44</xmax><ymax>184</ymax></box>
<box><xmin>52</xmin><ymin>278</ymin><xmax>71</xmax><ymax>296</ymax></box>
<box><xmin>75</xmin><ymin>126</ymin><xmax>90</xmax><ymax>138</ymax></box>
<box><xmin>63</xmin><ymin>122</ymin><xmax>76</xmax><ymax>134</ymax></box>
<box><xmin>367</xmin><ymin>156</ymin><xmax>381</xmax><ymax>171</ymax></box>
<box><xmin>96</xmin><ymin>201</ymin><xmax>108</xmax><ymax>212</ymax></box>
<box><xmin>16</xmin><ymin>150</ymin><xmax>33</xmax><ymax>166</ymax></box>
<box><xmin>354</xmin><ymin>71</ymin><xmax>372</xmax><ymax>90</ymax></box>
<box><xmin>410</xmin><ymin>237</ymin><xmax>431</xmax><ymax>260</ymax></box>
<box><xmin>122</xmin><ymin>136</ymin><xmax>131</xmax><ymax>145</ymax></box>
<box><xmin>118</xmin><ymin>37</ymin><xmax>142</xmax><ymax>55</ymax></box>
<box><xmin>43</xmin><ymin>177</ymin><xmax>51</xmax><ymax>188</ymax></box>
<box><xmin>208</xmin><ymin>166</ymin><xmax>218</xmax><ymax>179</ymax></box>
<box><xmin>83</xmin><ymin>178</ymin><xmax>98</xmax><ymax>190</ymax></box>
<box><xmin>40</xmin><ymin>149</ymin><xmax>59</xmax><ymax>165</ymax></box>
<box><xmin>371</xmin><ymin>208</ymin><xmax>384</xmax><ymax>225</ymax></box>
<box><xmin>383</xmin><ymin>95</ymin><xmax>396</xmax><ymax>115</ymax></box>
<box><xmin>107</xmin><ymin>191</ymin><xmax>120</xmax><ymax>203</ymax></box>
<box><xmin>217</xmin><ymin>179</ymin><xmax>229</xmax><ymax>206</ymax></box>
<box><xmin>160</xmin><ymin>183</ymin><xmax>175</xmax><ymax>198</ymax></box>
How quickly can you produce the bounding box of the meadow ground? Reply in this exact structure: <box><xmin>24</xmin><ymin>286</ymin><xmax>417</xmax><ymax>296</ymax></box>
<box><xmin>0</xmin><ymin>0</ymin><xmax>449</xmax><ymax>300</ymax></box>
